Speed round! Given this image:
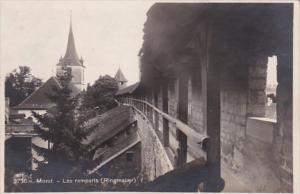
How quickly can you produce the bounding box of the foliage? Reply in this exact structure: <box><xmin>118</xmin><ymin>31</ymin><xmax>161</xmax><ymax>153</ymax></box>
<box><xmin>80</xmin><ymin>75</ymin><xmax>118</xmax><ymax>117</ymax></box>
<box><xmin>5</xmin><ymin>66</ymin><xmax>43</xmax><ymax>106</ymax></box>
<box><xmin>32</xmin><ymin>68</ymin><xmax>90</xmax><ymax>179</ymax></box>
<box><xmin>28</xmin><ymin>72</ymin><xmax>119</xmax><ymax>185</ymax></box>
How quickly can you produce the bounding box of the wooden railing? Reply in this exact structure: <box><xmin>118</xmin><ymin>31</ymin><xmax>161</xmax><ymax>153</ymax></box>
<box><xmin>118</xmin><ymin>97</ymin><xmax>209</xmax><ymax>167</ymax></box>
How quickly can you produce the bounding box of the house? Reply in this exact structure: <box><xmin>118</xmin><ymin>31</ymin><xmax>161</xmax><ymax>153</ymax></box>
<box><xmin>82</xmin><ymin>106</ymin><xmax>141</xmax><ymax>185</ymax></box>
<box><xmin>13</xmin><ymin>76</ymin><xmax>61</xmax><ymax>118</ymax></box>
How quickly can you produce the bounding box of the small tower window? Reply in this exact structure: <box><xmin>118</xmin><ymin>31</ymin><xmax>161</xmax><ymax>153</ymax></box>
<box><xmin>126</xmin><ymin>151</ymin><xmax>134</xmax><ymax>162</ymax></box>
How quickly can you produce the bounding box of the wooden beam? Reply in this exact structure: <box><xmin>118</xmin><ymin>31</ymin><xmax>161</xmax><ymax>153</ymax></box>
<box><xmin>177</xmin><ymin>71</ymin><xmax>189</xmax><ymax>166</ymax></box>
<box><xmin>154</xmin><ymin>88</ymin><xmax>159</xmax><ymax>131</ymax></box>
<box><xmin>162</xmin><ymin>82</ymin><xmax>170</xmax><ymax>147</ymax></box>
<box><xmin>199</xmin><ymin>20</ymin><xmax>223</xmax><ymax>191</ymax></box>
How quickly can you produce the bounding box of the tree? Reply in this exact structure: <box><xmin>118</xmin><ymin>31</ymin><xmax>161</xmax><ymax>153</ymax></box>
<box><xmin>80</xmin><ymin>75</ymin><xmax>118</xmax><ymax>117</ymax></box>
<box><xmin>5</xmin><ymin>66</ymin><xmax>43</xmax><ymax>106</ymax></box>
<box><xmin>32</xmin><ymin>68</ymin><xmax>90</xmax><ymax>179</ymax></box>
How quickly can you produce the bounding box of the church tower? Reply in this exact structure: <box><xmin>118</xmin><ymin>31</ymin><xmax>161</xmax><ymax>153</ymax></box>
<box><xmin>56</xmin><ymin>15</ymin><xmax>85</xmax><ymax>92</ymax></box>
<box><xmin>114</xmin><ymin>68</ymin><xmax>128</xmax><ymax>90</ymax></box>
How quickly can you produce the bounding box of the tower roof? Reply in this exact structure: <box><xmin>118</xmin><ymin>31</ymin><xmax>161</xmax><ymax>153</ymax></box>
<box><xmin>64</xmin><ymin>22</ymin><xmax>80</xmax><ymax>61</ymax></box>
<box><xmin>57</xmin><ymin>15</ymin><xmax>83</xmax><ymax>67</ymax></box>
<box><xmin>114</xmin><ymin>68</ymin><xmax>128</xmax><ymax>82</ymax></box>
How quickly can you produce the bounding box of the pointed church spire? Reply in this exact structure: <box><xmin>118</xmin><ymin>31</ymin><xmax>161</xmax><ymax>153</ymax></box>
<box><xmin>70</xmin><ymin>10</ymin><xmax>72</xmax><ymax>27</ymax></box>
<box><xmin>64</xmin><ymin>11</ymin><xmax>80</xmax><ymax>62</ymax></box>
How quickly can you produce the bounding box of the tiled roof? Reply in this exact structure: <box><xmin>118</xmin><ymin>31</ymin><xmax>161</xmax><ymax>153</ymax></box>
<box><xmin>14</xmin><ymin>76</ymin><xmax>81</xmax><ymax>110</ymax></box>
<box><xmin>114</xmin><ymin>68</ymin><xmax>128</xmax><ymax>82</ymax></box>
<box><xmin>14</xmin><ymin>77</ymin><xmax>61</xmax><ymax>110</ymax></box>
<box><xmin>115</xmin><ymin>82</ymin><xmax>140</xmax><ymax>96</ymax></box>
<box><xmin>82</xmin><ymin>105</ymin><xmax>134</xmax><ymax>149</ymax></box>
<box><xmin>88</xmin><ymin>132</ymin><xmax>140</xmax><ymax>174</ymax></box>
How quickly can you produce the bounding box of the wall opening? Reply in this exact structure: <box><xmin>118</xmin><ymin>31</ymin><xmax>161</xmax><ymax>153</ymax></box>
<box><xmin>126</xmin><ymin>151</ymin><xmax>134</xmax><ymax>162</ymax></box>
<box><xmin>266</xmin><ymin>55</ymin><xmax>278</xmax><ymax>120</ymax></box>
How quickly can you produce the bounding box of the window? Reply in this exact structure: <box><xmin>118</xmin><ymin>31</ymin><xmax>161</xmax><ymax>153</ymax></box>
<box><xmin>126</xmin><ymin>151</ymin><xmax>134</xmax><ymax>162</ymax></box>
<box><xmin>266</xmin><ymin>56</ymin><xmax>278</xmax><ymax>120</ymax></box>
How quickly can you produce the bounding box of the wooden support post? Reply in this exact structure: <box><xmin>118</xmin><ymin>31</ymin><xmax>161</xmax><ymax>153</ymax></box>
<box><xmin>149</xmin><ymin>106</ymin><xmax>153</xmax><ymax>125</ymax></box>
<box><xmin>199</xmin><ymin>21</ymin><xmax>223</xmax><ymax>192</ymax></box>
<box><xmin>177</xmin><ymin>71</ymin><xmax>189</xmax><ymax>166</ymax></box>
<box><xmin>204</xmin><ymin>56</ymin><xmax>221</xmax><ymax>173</ymax></box>
<box><xmin>149</xmin><ymin>93</ymin><xmax>154</xmax><ymax>124</ymax></box>
<box><xmin>162</xmin><ymin>82</ymin><xmax>170</xmax><ymax>147</ymax></box>
<box><xmin>142</xmin><ymin>99</ymin><xmax>144</xmax><ymax>113</ymax></box>
<box><xmin>154</xmin><ymin>88</ymin><xmax>159</xmax><ymax>131</ymax></box>
<box><xmin>144</xmin><ymin>97</ymin><xmax>147</xmax><ymax>116</ymax></box>
<box><xmin>176</xmin><ymin>128</ymin><xmax>187</xmax><ymax>166</ymax></box>
<box><xmin>141</xmin><ymin>97</ymin><xmax>144</xmax><ymax>113</ymax></box>
<box><xmin>146</xmin><ymin>103</ymin><xmax>149</xmax><ymax>120</ymax></box>
<box><xmin>147</xmin><ymin>96</ymin><xmax>151</xmax><ymax>121</ymax></box>
<box><xmin>146</xmin><ymin>101</ymin><xmax>149</xmax><ymax>118</ymax></box>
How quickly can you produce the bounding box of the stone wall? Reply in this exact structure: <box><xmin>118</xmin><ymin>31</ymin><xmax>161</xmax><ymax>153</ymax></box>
<box><xmin>218</xmin><ymin>54</ymin><xmax>277</xmax><ymax>192</ymax></box>
<box><xmin>239</xmin><ymin>118</ymin><xmax>282</xmax><ymax>192</ymax></box>
<box><xmin>276</xmin><ymin>54</ymin><xmax>293</xmax><ymax>192</ymax></box>
<box><xmin>101</xmin><ymin>143</ymin><xmax>142</xmax><ymax>179</ymax></box>
<box><xmin>134</xmin><ymin>111</ymin><xmax>173</xmax><ymax>182</ymax></box>
<box><xmin>220</xmin><ymin>88</ymin><xmax>248</xmax><ymax>171</ymax></box>
<box><xmin>247</xmin><ymin>56</ymin><xmax>268</xmax><ymax>117</ymax></box>
<box><xmin>133</xmin><ymin>54</ymin><xmax>292</xmax><ymax>192</ymax></box>
<box><xmin>218</xmin><ymin>54</ymin><xmax>292</xmax><ymax>192</ymax></box>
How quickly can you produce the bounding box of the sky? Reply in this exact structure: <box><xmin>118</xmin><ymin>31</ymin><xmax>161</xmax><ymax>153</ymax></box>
<box><xmin>0</xmin><ymin>1</ymin><xmax>278</xmax><ymax>87</ymax></box>
<box><xmin>0</xmin><ymin>1</ymin><xmax>153</xmax><ymax>85</ymax></box>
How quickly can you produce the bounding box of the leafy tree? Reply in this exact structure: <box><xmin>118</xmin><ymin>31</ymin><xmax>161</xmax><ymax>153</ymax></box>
<box><xmin>5</xmin><ymin>66</ymin><xmax>43</xmax><ymax>106</ymax></box>
<box><xmin>32</xmin><ymin>68</ymin><xmax>90</xmax><ymax>179</ymax></box>
<box><xmin>80</xmin><ymin>75</ymin><xmax>118</xmax><ymax>117</ymax></box>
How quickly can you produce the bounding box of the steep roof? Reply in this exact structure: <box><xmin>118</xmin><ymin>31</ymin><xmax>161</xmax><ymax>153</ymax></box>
<box><xmin>88</xmin><ymin>132</ymin><xmax>140</xmax><ymax>174</ymax></box>
<box><xmin>82</xmin><ymin>105</ymin><xmax>134</xmax><ymax>149</ymax></box>
<box><xmin>64</xmin><ymin>22</ymin><xmax>79</xmax><ymax>61</ymax></box>
<box><xmin>114</xmin><ymin>68</ymin><xmax>128</xmax><ymax>82</ymax></box>
<box><xmin>57</xmin><ymin>20</ymin><xmax>83</xmax><ymax>67</ymax></box>
<box><xmin>14</xmin><ymin>77</ymin><xmax>61</xmax><ymax>110</ymax></box>
<box><xmin>115</xmin><ymin>82</ymin><xmax>140</xmax><ymax>96</ymax></box>
<box><xmin>83</xmin><ymin>105</ymin><xmax>140</xmax><ymax>174</ymax></box>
